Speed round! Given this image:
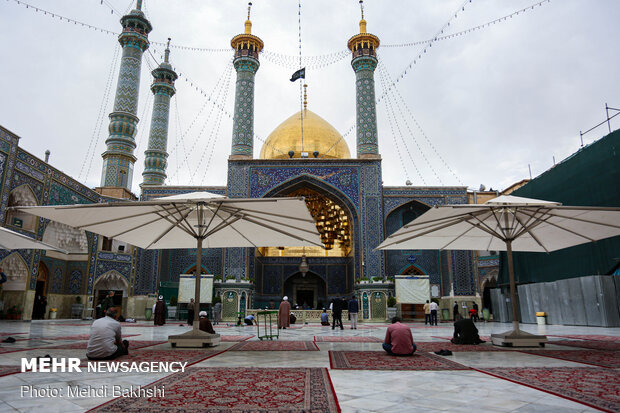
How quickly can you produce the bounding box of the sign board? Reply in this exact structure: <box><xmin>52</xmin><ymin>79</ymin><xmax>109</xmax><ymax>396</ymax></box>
<box><xmin>394</xmin><ymin>275</ymin><xmax>430</xmax><ymax>304</ymax></box>
<box><xmin>178</xmin><ymin>274</ymin><xmax>214</xmax><ymax>304</ymax></box>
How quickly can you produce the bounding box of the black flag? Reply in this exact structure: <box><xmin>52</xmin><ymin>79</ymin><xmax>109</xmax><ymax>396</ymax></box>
<box><xmin>290</xmin><ymin>67</ymin><xmax>306</xmax><ymax>82</ymax></box>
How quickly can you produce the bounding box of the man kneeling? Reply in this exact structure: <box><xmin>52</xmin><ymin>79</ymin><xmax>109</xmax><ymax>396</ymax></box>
<box><xmin>451</xmin><ymin>314</ymin><xmax>485</xmax><ymax>344</ymax></box>
<box><xmin>383</xmin><ymin>316</ymin><xmax>416</xmax><ymax>356</ymax></box>
<box><xmin>86</xmin><ymin>307</ymin><xmax>128</xmax><ymax>360</ymax></box>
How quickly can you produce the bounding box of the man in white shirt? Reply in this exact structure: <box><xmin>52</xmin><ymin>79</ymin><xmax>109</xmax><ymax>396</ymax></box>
<box><xmin>429</xmin><ymin>301</ymin><xmax>439</xmax><ymax>326</ymax></box>
<box><xmin>86</xmin><ymin>307</ymin><xmax>128</xmax><ymax>360</ymax></box>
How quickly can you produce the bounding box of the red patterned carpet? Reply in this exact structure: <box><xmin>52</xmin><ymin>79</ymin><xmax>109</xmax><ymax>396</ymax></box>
<box><xmin>0</xmin><ymin>332</ymin><xmax>27</xmax><ymax>336</ymax></box>
<box><xmin>477</xmin><ymin>367</ymin><xmax>620</xmax><ymax>413</ymax></box>
<box><xmin>90</xmin><ymin>367</ymin><xmax>340</xmax><ymax>412</ymax></box>
<box><xmin>552</xmin><ymin>340</ymin><xmax>620</xmax><ymax>351</ymax></box>
<box><xmin>329</xmin><ymin>351</ymin><xmax>470</xmax><ymax>370</ymax></box>
<box><xmin>0</xmin><ymin>366</ymin><xmax>21</xmax><ymax>377</ymax></box>
<box><xmin>0</xmin><ymin>347</ymin><xmax>31</xmax><ymax>354</ymax></box>
<box><xmin>431</xmin><ymin>335</ymin><xmax>491</xmax><ymax>342</ymax></box>
<box><xmin>520</xmin><ymin>349</ymin><xmax>620</xmax><ymax>368</ymax></box>
<box><xmin>550</xmin><ymin>334</ymin><xmax>620</xmax><ymax>342</ymax></box>
<box><xmin>39</xmin><ymin>334</ymin><xmax>141</xmax><ymax>341</ymax></box>
<box><xmin>43</xmin><ymin>340</ymin><xmax>167</xmax><ymax>350</ymax></box>
<box><xmin>229</xmin><ymin>341</ymin><xmax>319</xmax><ymax>351</ymax></box>
<box><xmin>416</xmin><ymin>341</ymin><xmax>502</xmax><ymax>352</ymax></box>
<box><xmin>82</xmin><ymin>349</ymin><xmax>223</xmax><ymax>367</ymax></box>
<box><xmin>219</xmin><ymin>335</ymin><xmax>253</xmax><ymax>342</ymax></box>
<box><xmin>314</xmin><ymin>336</ymin><xmax>382</xmax><ymax>343</ymax></box>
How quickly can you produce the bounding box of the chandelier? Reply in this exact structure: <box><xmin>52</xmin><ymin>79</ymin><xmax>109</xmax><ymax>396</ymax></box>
<box><xmin>288</xmin><ymin>188</ymin><xmax>351</xmax><ymax>250</ymax></box>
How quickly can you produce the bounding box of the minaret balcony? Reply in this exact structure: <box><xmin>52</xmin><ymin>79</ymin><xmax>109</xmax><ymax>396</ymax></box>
<box><xmin>234</xmin><ymin>49</ymin><xmax>260</xmax><ymax>60</ymax></box>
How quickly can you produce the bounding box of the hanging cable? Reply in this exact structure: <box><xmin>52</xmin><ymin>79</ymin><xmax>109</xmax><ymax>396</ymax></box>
<box><xmin>377</xmin><ymin>62</ymin><xmax>420</xmax><ymax>184</ymax></box>
<box><xmin>79</xmin><ymin>43</ymin><xmax>120</xmax><ymax>181</ymax></box>
<box><xmin>297</xmin><ymin>0</ymin><xmax>304</xmax><ymax>153</ymax></box>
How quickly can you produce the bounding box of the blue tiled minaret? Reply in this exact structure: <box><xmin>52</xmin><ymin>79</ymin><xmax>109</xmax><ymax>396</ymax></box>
<box><xmin>347</xmin><ymin>5</ymin><xmax>381</xmax><ymax>159</ymax></box>
<box><xmin>99</xmin><ymin>0</ymin><xmax>152</xmax><ymax>197</ymax></box>
<box><xmin>142</xmin><ymin>39</ymin><xmax>177</xmax><ymax>186</ymax></box>
<box><xmin>229</xmin><ymin>3</ymin><xmax>263</xmax><ymax>159</ymax></box>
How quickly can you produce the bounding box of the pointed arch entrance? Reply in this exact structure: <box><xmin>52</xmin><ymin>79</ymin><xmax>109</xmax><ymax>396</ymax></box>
<box><xmin>283</xmin><ymin>271</ymin><xmax>327</xmax><ymax>310</ymax></box>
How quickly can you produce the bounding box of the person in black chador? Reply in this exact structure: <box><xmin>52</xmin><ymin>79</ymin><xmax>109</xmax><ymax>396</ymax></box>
<box><xmin>451</xmin><ymin>314</ymin><xmax>485</xmax><ymax>344</ymax></box>
<box><xmin>331</xmin><ymin>297</ymin><xmax>344</xmax><ymax>330</ymax></box>
<box><xmin>187</xmin><ymin>298</ymin><xmax>195</xmax><ymax>326</ymax></box>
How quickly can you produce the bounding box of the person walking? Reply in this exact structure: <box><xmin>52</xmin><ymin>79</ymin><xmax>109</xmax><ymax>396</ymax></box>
<box><xmin>348</xmin><ymin>295</ymin><xmax>359</xmax><ymax>329</ymax></box>
<box><xmin>213</xmin><ymin>299</ymin><xmax>222</xmax><ymax>325</ymax></box>
<box><xmin>423</xmin><ymin>300</ymin><xmax>431</xmax><ymax>325</ymax></box>
<box><xmin>278</xmin><ymin>296</ymin><xmax>291</xmax><ymax>329</ymax></box>
<box><xmin>429</xmin><ymin>300</ymin><xmax>439</xmax><ymax>326</ymax></box>
<box><xmin>331</xmin><ymin>297</ymin><xmax>344</xmax><ymax>330</ymax></box>
<box><xmin>153</xmin><ymin>295</ymin><xmax>166</xmax><ymax>326</ymax></box>
<box><xmin>453</xmin><ymin>301</ymin><xmax>459</xmax><ymax>321</ymax></box>
<box><xmin>187</xmin><ymin>298</ymin><xmax>195</xmax><ymax>326</ymax></box>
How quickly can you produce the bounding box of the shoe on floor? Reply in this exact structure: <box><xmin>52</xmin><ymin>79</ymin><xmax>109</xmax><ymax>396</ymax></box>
<box><xmin>2</xmin><ymin>337</ymin><xmax>16</xmax><ymax>343</ymax></box>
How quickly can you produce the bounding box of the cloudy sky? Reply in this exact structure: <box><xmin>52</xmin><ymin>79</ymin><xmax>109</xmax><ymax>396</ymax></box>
<box><xmin>1</xmin><ymin>0</ymin><xmax>618</xmax><ymax>195</ymax></box>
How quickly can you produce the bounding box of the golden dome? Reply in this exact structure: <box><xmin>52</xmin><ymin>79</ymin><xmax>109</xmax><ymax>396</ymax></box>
<box><xmin>260</xmin><ymin>109</ymin><xmax>351</xmax><ymax>159</ymax></box>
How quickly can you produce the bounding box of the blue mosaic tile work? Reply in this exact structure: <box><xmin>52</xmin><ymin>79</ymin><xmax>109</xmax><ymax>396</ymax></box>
<box><xmin>140</xmin><ymin>186</ymin><xmax>227</xmax><ymax>201</ymax></box>
<box><xmin>440</xmin><ymin>251</ymin><xmax>451</xmax><ymax>297</ymax></box>
<box><xmin>385</xmin><ymin>250</ymin><xmax>441</xmax><ymax>284</ymax></box>
<box><xmin>0</xmin><ymin>127</ymin><xmax>19</xmax><ymax>223</ymax></box>
<box><xmin>134</xmin><ymin>249</ymin><xmax>158</xmax><ymax>295</ymax></box>
<box><xmin>68</xmin><ymin>266</ymin><xmax>86</xmax><ymax>294</ymax></box>
<box><xmin>352</xmin><ymin>57</ymin><xmax>379</xmax><ymax>156</ymax></box>
<box><xmin>231</xmin><ymin>62</ymin><xmax>259</xmax><ymax>157</ymax></box>
<box><xmin>451</xmin><ymin>250</ymin><xmax>476</xmax><ymax>296</ymax></box>
<box><xmin>51</xmin><ymin>266</ymin><xmax>64</xmax><ymax>294</ymax></box>
<box><xmin>227</xmin><ymin>163</ymin><xmax>250</xmax><ymax>198</ymax></box>
<box><xmin>360</xmin><ymin>163</ymin><xmax>384</xmax><ymax>281</ymax></box>
<box><xmin>165</xmin><ymin>248</ymin><xmax>223</xmax><ymax>282</ymax></box>
<box><xmin>95</xmin><ymin>258</ymin><xmax>132</xmax><ymax>283</ymax></box>
<box><xmin>327</xmin><ymin>265</ymin><xmax>347</xmax><ymax>295</ymax></box>
<box><xmin>10</xmin><ymin>171</ymin><xmax>43</xmax><ymax>204</ymax></box>
<box><xmin>249</xmin><ymin>165</ymin><xmax>360</xmax><ymax>207</ymax></box>
<box><xmin>86</xmin><ymin>233</ymin><xmax>98</xmax><ymax>295</ymax></box>
<box><xmin>382</xmin><ymin>187</ymin><xmax>468</xmax><ymax>219</ymax></box>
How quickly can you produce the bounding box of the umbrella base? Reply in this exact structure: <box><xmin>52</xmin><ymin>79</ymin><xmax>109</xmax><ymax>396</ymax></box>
<box><xmin>491</xmin><ymin>329</ymin><xmax>548</xmax><ymax>348</ymax></box>
<box><xmin>168</xmin><ymin>330</ymin><xmax>220</xmax><ymax>348</ymax></box>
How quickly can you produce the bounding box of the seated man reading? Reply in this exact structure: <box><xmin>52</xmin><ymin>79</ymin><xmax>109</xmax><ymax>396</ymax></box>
<box><xmin>199</xmin><ymin>311</ymin><xmax>216</xmax><ymax>333</ymax></box>
<box><xmin>451</xmin><ymin>314</ymin><xmax>484</xmax><ymax>344</ymax></box>
<box><xmin>383</xmin><ymin>316</ymin><xmax>416</xmax><ymax>356</ymax></box>
<box><xmin>86</xmin><ymin>307</ymin><xmax>128</xmax><ymax>360</ymax></box>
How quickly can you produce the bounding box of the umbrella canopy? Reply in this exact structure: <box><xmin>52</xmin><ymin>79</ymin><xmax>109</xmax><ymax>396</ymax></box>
<box><xmin>17</xmin><ymin>192</ymin><xmax>322</xmax><ymax>342</ymax></box>
<box><xmin>377</xmin><ymin>195</ymin><xmax>620</xmax><ymax>252</ymax></box>
<box><xmin>377</xmin><ymin>195</ymin><xmax>620</xmax><ymax>347</ymax></box>
<box><xmin>17</xmin><ymin>192</ymin><xmax>322</xmax><ymax>250</ymax></box>
<box><xmin>0</xmin><ymin>226</ymin><xmax>67</xmax><ymax>252</ymax></box>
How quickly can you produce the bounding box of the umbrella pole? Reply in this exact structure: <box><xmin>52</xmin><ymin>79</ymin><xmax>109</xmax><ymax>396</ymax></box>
<box><xmin>506</xmin><ymin>240</ymin><xmax>521</xmax><ymax>333</ymax></box>
<box><xmin>193</xmin><ymin>237</ymin><xmax>202</xmax><ymax>333</ymax></box>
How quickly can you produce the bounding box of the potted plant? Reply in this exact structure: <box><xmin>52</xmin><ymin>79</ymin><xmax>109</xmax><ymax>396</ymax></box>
<box><xmin>357</xmin><ymin>277</ymin><xmax>369</xmax><ymax>284</ymax></box>
<box><xmin>214</xmin><ymin>275</ymin><xmax>222</xmax><ymax>283</ymax></box>
<box><xmin>225</xmin><ymin>276</ymin><xmax>237</xmax><ymax>283</ymax></box>
<box><xmin>386</xmin><ymin>297</ymin><xmax>397</xmax><ymax>319</ymax></box>
<box><xmin>372</xmin><ymin>276</ymin><xmax>383</xmax><ymax>283</ymax></box>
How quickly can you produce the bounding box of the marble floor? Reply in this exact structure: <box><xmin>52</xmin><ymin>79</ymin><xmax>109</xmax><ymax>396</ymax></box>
<box><xmin>0</xmin><ymin>319</ymin><xmax>618</xmax><ymax>412</ymax></box>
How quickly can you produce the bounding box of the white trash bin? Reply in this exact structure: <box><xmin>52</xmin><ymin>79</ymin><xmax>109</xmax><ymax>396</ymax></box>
<box><xmin>536</xmin><ymin>311</ymin><xmax>546</xmax><ymax>325</ymax></box>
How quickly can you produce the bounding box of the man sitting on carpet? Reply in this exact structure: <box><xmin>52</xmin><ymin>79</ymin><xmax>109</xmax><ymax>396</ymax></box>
<box><xmin>383</xmin><ymin>316</ymin><xmax>416</xmax><ymax>356</ymax></box>
<box><xmin>199</xmin><ymin>311</ymin><xmax>216</xmax><ymax>333</ymax></box>
<box><xmin>451</xmin><ymin>314</ymin><xmax>484</xmax><ymax>344</ymax></box>
<box><xmin>86</xmin><ymin>307</ymin><xmax>129</xmax><ymax>360</ymax></box>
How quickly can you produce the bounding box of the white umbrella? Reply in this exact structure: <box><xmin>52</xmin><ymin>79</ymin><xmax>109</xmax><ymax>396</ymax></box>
<box><xmin>376</xmin><ymin>195</ymin><xmax>620</xmax><ymax>347</ymax></box>
<box><xmin>17</xmin><ymin>191</ymin><xmax>322</xmax><ymax>346</ymax></box>
<box><xmin>0</xmin><ymin>226</ymin><xmax>67</xmax><ymax>252</ymax></box>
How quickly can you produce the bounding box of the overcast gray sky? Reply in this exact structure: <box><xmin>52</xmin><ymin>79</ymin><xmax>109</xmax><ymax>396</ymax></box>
<box><xmin>1</xmin><ymin>0</ymin><xmax>618</xmax><ymax>196</ymax></box>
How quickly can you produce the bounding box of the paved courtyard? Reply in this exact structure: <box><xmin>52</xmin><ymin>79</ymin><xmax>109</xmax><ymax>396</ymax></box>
<box><xmin>0</xmin><ymin>319</ymin><xmax>618</xmax><ymax>412</ymax></box>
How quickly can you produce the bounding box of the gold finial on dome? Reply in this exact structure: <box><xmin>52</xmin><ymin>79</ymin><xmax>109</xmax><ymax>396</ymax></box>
<box><xmin>303</xmin><ymin>84</ymin><xmax>308</xmax><ymax>110</ymax></box>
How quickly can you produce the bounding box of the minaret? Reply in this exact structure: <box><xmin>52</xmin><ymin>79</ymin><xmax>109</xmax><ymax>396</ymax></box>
<box><xmin>347</xmin><ymin>1</ymin><xmax>380</xmax><ymax>159</ymax></box>
<box><xmin>229</xmin><ymin>2</ymin><xmax>263</xmax><ymax>159</ymax></box>
<box><xmin>142</xmin><ymin>38</ymin><xmax>178</xmax><ymax>186</ymax></box>
<box><xmin>98</xmin><ymin>0</ymin><xmax>152</xmax><ymax>199</ymax></box>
